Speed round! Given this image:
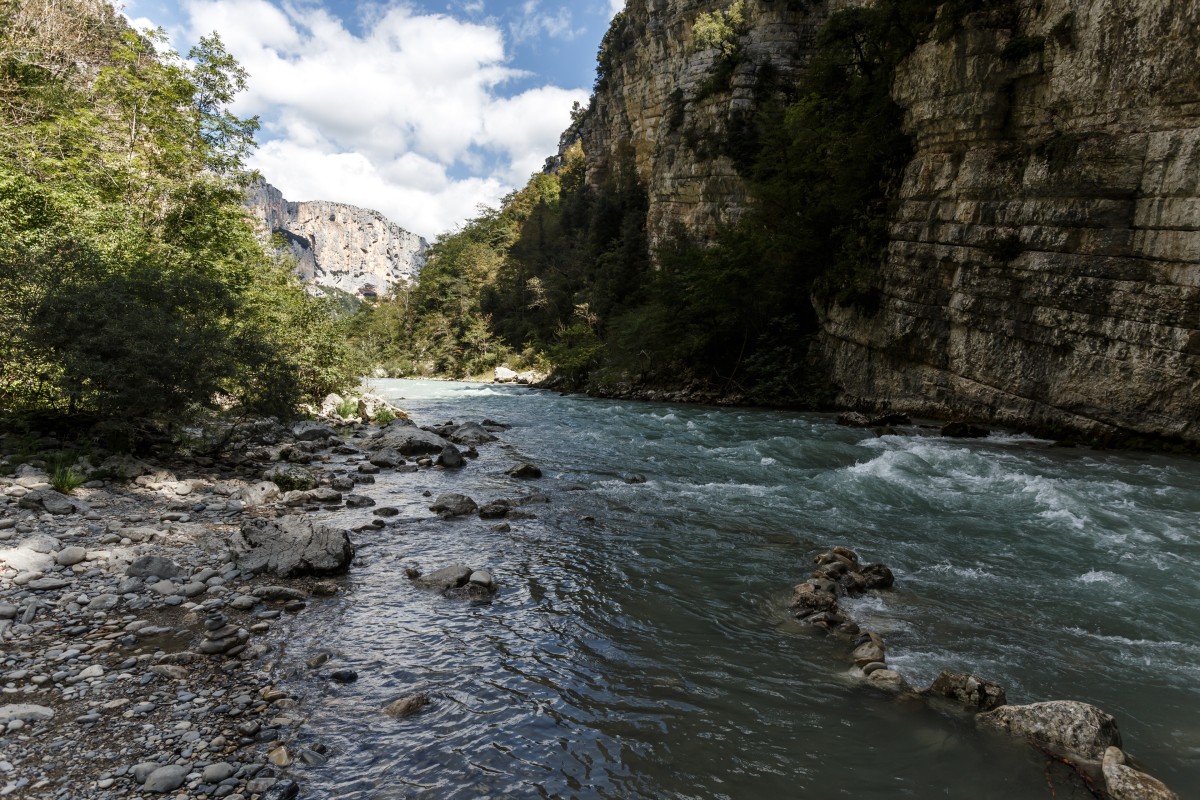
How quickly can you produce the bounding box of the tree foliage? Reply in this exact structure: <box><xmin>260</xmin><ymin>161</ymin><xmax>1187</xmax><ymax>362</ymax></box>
<box><xmin>0</xmin><ymin>1</ymin><xmax>358</xmax><ymax>422</ymax></box>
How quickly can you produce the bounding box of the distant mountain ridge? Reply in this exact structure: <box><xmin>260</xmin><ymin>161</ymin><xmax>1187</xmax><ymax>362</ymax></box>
<box><xmin>246</xmin><ymin>180</ymin><xmax>428</xmax><ymax>298</ymax></box>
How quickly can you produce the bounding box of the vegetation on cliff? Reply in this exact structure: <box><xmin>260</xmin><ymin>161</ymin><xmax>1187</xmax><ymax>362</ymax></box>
<box><xmin>0</xmin><ymin>0</ymin><xmax>359</xmax><ymax>425</ymax></box>
<box><xmin>351</xmin><ymin>0</ymin><xmax>951</xmax><ymax>400</ymax></box>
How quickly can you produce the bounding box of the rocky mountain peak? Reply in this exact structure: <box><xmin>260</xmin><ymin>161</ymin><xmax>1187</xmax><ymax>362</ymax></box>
<box><xmin>245</xmin><ymin>180</ymin><xmax>428</xmax><ymax>298</ymax></box>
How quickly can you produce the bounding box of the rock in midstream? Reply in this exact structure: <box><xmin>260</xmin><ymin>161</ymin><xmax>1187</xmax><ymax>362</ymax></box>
<box><xmin>977</xmin><ymin>700</ymin><xmax>1122</xmax><ymax>761</ymax></box>
<box><xmin>232</xmin><ymin>516</ymin><xmax>354</xmax><ymax>577</ymax></box>
<box><xmin>1103</xmin><ymin>747</ymin><xmax>1180</xmax><ymax>800</ymax></box>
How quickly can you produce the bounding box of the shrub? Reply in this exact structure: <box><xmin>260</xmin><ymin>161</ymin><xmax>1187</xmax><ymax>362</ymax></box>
<box><xmin>336</xmin><ymin>398</ymin><xmax>359</xmax><ymax>418</ymax></box>
<box><xmin>374</xmin><ymin>408</ymin><xmax>397</xmax><ymax>426</ymax></box>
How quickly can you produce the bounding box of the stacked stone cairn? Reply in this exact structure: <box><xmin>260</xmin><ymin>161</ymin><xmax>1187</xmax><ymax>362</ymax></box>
<box><xmin>788</xmin><ymin>547</ymin><xmax>1178</xmax><ymax>799</ymax></box>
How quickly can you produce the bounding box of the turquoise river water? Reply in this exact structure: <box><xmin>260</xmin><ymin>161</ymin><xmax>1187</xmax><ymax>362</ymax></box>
<box><xmin>276</xmin><ymin>380</ymin><xmax>1200</xmax><ymax>799</ymax></box>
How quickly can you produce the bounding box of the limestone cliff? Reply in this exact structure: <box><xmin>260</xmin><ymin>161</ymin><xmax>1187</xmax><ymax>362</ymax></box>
<box><xmin>582</xmin><ymin>0</ymin><xmax>1200</xmax><ymax>444</ymax></box>
<box><xmin>579</xmin><ymin>0</ymin><xmax>832</xmax><ymax>247</ymax></box>
<box><xmin>820</xmin><ymin>0</ymin><xmax>1200</xmax><ymax>444</ymax></box>
<box><xmin>245</xmin><ymin>181</ymin><xmax>427</xmax><ymax>298</ymax></box>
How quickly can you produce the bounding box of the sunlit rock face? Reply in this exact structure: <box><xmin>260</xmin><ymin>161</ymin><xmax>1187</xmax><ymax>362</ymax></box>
<box><xmin>585</xmin><ymin>0</ymin><xmax>1200</xmax><ymax>443</ymax></box>
<box><xmin>577</xmin><ymin>0</ymin><xmax>841</xmax><ymax>249</ymax></box>
<box><xmin>246</xmin><ymin>180</ymin><xmax>428</xmax><ymax>298</ymax></box>
<box><xmin>820</xmin><ymin>0</ymin><xmax>1200</xmax><ymax>444</ymax></box>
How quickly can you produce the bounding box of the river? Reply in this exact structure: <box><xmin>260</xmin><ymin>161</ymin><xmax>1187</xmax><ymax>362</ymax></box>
<box><xmin>274</xmin><ymin>379</ymin><xmax>1200</xmax><ymax>798</ymax></box>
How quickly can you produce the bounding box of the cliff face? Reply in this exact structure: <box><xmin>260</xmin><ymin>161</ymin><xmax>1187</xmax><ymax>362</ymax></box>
<box><xmin>579</xmin><ymin>0</ymin><xmax>832</xmax><ymax>247</ymax></box>
<box><xmin>820</xmin><ymin>0</ymin><xmax>1200</xmax><ymax>443</ymax></box>
<box><xmin>246</xmin><ymin>181</ymin><xmax>428</xmax><ymax>297</ymax></box>
<box><xmin>585</xmin><ymin>0</ymin><xmax>1200</xmax><ymax>443</ymax></box>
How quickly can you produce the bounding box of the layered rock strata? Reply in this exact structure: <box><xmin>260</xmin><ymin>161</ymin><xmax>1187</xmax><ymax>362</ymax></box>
<box><xmin>820</xmin><ymin>0</ymin><xmax>1200</xmax><ymax>445</ymax></box>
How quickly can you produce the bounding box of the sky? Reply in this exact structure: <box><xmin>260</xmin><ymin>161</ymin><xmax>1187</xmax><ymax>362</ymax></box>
<box><xmin>122</xmin><ymin>0</ymin><xmax>626</xmax><ymax>236</ymax></box>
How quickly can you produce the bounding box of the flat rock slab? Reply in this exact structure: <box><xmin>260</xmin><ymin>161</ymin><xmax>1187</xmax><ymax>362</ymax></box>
<box><xmin>978</xmin><ymin>700</ymin><xmax>1121</xmax><ymax>760</ymax></box>
<box><xmin>412</xmin><ymin>565</ymin><xmax>472</xmax><ymax>590</ymax></box>
<box><xmin>0</xmin><ymin>704</ymin><xmax>54</xmax><ymax>724</ymax></box>
<box><xmin>233</xmin><ymin>516</ymin><xmax>354</xmax><ymax>577</ymax></box>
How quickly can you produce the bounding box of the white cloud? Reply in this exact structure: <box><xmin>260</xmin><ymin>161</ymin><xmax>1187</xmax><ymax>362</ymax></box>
<box><xmin>179</xmin><ymin>0</ymin><xmax>588</xmax><ymax>236</ymax></box>
<box><xmin>609</xmin><ymin>0</ymin><xmax>625</xmax><ymax>17</ymax></box>
<box><xmin>509</xmin><ymin>1</ymin><xmax>581</xmax><ymax>42</ymax></box>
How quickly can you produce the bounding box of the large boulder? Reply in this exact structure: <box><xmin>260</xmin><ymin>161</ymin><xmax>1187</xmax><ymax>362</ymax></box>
<box><xmin>494</xmin><ymin>366</ymin><xmax>519</xmax><ymax>383</ymax></box>
<box><xmin>126</xmin><ymin>555</ymin><xmax>183</xmax><ymax>579</ymax></box>
<box><xmin>429</xmin><ymin>494</ymin><xmax>478</xmax><ymax>519</ymax></box>
<box><xmin>447</xmin><ymin>422</ymin><xmax>497</xmax><ymax>445</ymax></box>
<box><xmin>264</xmin><ymin>464</ymin><xmax>316</xmax><ymax>492</ymax></box>
<box><xmin>436</xmin><ymin>445</ymin><xmax>464</xmax><ymax>469</ymax></box>
<box><xmin>232</xmin><ymin>517</ymin><xmax>354</xmax><ymax>577</ymax></box>
<box><xmin>18</xmin><ymin>489</ymin><xmax>79</xmax><ymax>515</ymax></box>
<box><xmin>411</xmin><ymin>564</ymin><xmax>472</xmax><ymax>590</ymax></box>
<box><xmin>234</xmin><ymin>481</ymin><xmax>281</xmax><ymax>508</ymax></box>
<box><xmin>927</xmin><ymin>670</ymin><xmax>1007</xmax><ymax>712</ymax></box>
<box><xmin>98</xmin><ymin>454</ymin><xmax>154</xmax><ymax>480</ymax></box>
<box><xmin>978</xmin><ymin>701</ymin><xmax>1122</xmax><ymax>760</ymax></box>
<box><xmin>292</xmin><ymin>421</ymin><xmax>336</xmax><ymax>442</ymax></box>
<box><xmin>358</xmin><ymin>394</ymin><xmax>407</xmax><ymax>422</ymax></box>
<box><xmin>368</xmin><ymin>422</ymin><xmax>451</xmax><ymax>456</ymax></box>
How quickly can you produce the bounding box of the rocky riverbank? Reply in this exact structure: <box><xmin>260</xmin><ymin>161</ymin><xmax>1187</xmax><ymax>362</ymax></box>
<box><xmin>0</xmin><ymin>396</ymin><xmax>520</xmax><ymax>799</ymax></box>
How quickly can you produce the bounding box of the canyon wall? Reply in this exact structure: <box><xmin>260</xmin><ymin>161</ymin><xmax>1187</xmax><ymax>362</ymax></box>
<box><xmin>820</xmin><ymin>0</ymin><xmax>1200</xmax><ymax>443</ymax></box>
<box><xmin>585</xmin><ymin>0</ymin><xmax>1200</xmax><ymax>443</ymax></box>
<box><xmin>579</xmin><ymin>0</ymin><xmax>831</xmax><ymax>247</ymax></box>
<box><xmin>246</xmin><ymin>181</ymin><xmax>427</xmax><ymax>298</ymax></box>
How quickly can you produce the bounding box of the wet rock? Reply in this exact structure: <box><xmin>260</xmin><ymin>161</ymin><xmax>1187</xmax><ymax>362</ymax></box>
<box><xmin>978</xmin><ymin>701</ymin><xmax>1122</xmax><ymax>760</ymax></box>
<box><xmin>624</xmin><ymin>474</ymin><xmax>647</xmax><ymax>484</ymax></box>
<box><xmin>867</xmin><ymin>669</ymin><xmax>910</xmax><ymax>693</ymax></box>
<box><xmin>1103</xmin><ymin>747</ymin><xmax>1179</xmax><ymax>800</ymax></box>
<box><xmin>308</xmin><ymin>487</ymin><xmax>343</xmax><ymax>504</ymax></box>
<box><xmin>262</xmin><ymin>779</ymin><xmax>301</xmax><ymax>800</ymax></box>
<box><xmin>860</xmin><ymin>563</ymin><xmax>895</xmax><ymax>590</ymax></box>
<box><xmin>789</xmin><ymin>582</ymin><xmax>838</xmax><ymax>617</ymax></box>
<box><xmin>941</xmin><ymin>422</ymin><xmax>990</xmax><ymax>438</ymax></box>
<box><xmin>478</xmin><ymin>502</ymin><xmax>510</xmax><ymax>519</ymax></box>
<box><xmin>836</xmin><ymin>411</ymin><xmax>872</xmax><ymax>427</ymax></box>
<box><xmin>369</xmin><ymin>449</ymin><xmax>406</xmax><ymax>468</ymax></box>
<box><xmin>329</xmin><ymin>669</ymin><xmax>358</xmax><ymax>684</ymax></box>
<box><xmin>233</xmin><ymin>516</ymin><xmax>355</xmax><ymax>577</ymax></box>
<box><xmin>448</xmin><ymin>422</ymin><xmax>498</xmax><ymax>445</ymax></box>
<box><xmin>412</xmin><ymin>565</ymin><xmax>471</xmax><ymax>590</ymax></box>
<box><xmin>507</xmin><ymin>463</ymin><xmax>542</xmax><ymax>479</ymax></box>
<box><xmin>384</xmin><ymin>694</ymin><xmax>429</xmax><ymax>718</ymax></box>
<box><xmin>429</xmin><ymin>494</ymin><xmax>478</xmax><ymax>519</ymax></box>
<box><xmin>368</xmin><ymin>422</ymin><xmax>451</xmax><ymax>456</ymax></box>
<box><xmin>436</xmin><ymin>445</ymin><xmax>465</xmax><ymax>469</ymax></box>
<box><xmin>345</xmin><ymin>495</ymin><xmax>376</xmax><ymax>508</ymax></box>
<box><xmin>852</xmin><ymin>641</ymin><xmax>886</xmax><ymax>667</ymax></box>
<box><xmin>469</xmin><ymin>569</ymin><xmax>496</xmax><ymax>591</ymax></box>
<box><xmin>928</xmin><ymin>670</ymin><xmax>1007</xmax><ymax>712</ymax></box>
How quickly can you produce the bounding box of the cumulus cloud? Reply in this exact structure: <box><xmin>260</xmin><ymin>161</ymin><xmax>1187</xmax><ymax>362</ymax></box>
<box><xmin>179</xmin><ymin>0</ymin><xmax>588</xmax><ymax>235</ymax></box>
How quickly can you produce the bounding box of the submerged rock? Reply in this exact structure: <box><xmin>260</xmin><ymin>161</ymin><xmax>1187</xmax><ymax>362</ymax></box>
<box><xmin>941</xmin><ymin>422</ymin><xmax>990</xmax><ymax>439</ymax></box>
<box><xmin>1103</xmin><ymin>747</ymin><xmax>1179</xmax><ymax>800</ymax></box>
<box><xmin>978</xmin><ymin>700</ymin><xmax>1122</xmax><ymax>760</ymax></box>
<box><xmin>507</xmin><ymin>463</ymin><xmax>542</xmax><ymax>479</ymax></box>
<box><xmin>448</xmin><ymin>421</ymin><xmax>498</xmax><ymax>445</ymax></box>
<box><xmin>927</xmin><ymin>670</ymin><xmax>1007</xmax><ymax>712</ymax></box>
<box><xmin>384</xmin><ymin>694</ymin><xmax>429</xmax><ymax>718</ymax></box>
<box><xmin>233</xmin><ymin>516</ymin><xmax>354</xmax><ymax>577</ymax></box>
<box><xmin>411</xmin><ymin>564</ymin><xmax>471</xmax><ymax>590</ymax></box>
